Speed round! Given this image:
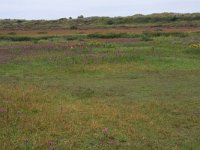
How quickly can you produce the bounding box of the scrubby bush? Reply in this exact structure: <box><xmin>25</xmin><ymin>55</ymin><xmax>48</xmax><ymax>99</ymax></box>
<box><xmin>140</xmin><ymin>35</ymin><xmax>153</xmax><ymax>41</ymax></box>
<box><xmin>77</xmin><ymin>15</ymin><xmax>84</xmax><ymax>19</ymax></box>
<box><xmin>70</xmin><ymin>25</ymin><xmax>78</xmax><ymax>30</ymax></box>
<box><xmin>58</xmin><ymin>18</ymin><xmax>67</xmax><ymax>21</ymax></box>
<box><xmin>106</xmin><ymin>19</ymin><xmax>114</xmax><ymax>25</ymax></box>
<box><xmin>171</xmin><ymin>16</ymin><xmax>178</xmax><ymax>21</ymax></box>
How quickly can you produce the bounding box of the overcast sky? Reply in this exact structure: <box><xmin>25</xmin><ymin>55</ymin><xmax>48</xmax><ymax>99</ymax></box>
<box><xmin>0</xmin><ymin>0</ymin><xmax>199</xmax><ymax>20</ymax></box>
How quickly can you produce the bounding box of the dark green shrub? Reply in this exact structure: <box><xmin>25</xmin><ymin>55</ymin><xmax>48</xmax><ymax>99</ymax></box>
<box><xmin>142</xmin><ymin>32</ymin><xmax>188</xmax><ymax>38</ymax></box>
<box><xmin>16</xmin><ymin>20</ymin><xmax>23</xmax><ymax>23</ymax></box>
<box><xmin>106</xmin><ymin>19</ymin><xmax>114</xmax><ymax>25</ymax></box>
<box><xmin>140</xmin><ymin>35</ymin><xmax>153</xmax><ymax>41</ymax></box>
<box><xmin>87</xmin><ymin>33</ymin><xmax>129</xmax><ymax>39</ymax></box>
<box><xmin>171</xmin><ymin>16</ymin><xmax>178</xmax><ymax>21</ymax></box>
<box><xmin>0</xmin><ymin>36</ymin><xmax>33</xmax><ymax>41</ymax></box>
<box><xmin>59</xmin><ymin>18</ymin><xmax>67</xmax><ymax>21</ymax></box>
<box><xmin>7</xmin><ymin>32</ymin><xmax>16</xmax><ymax>35</ymax></box>
<box><xmin>77</xmin><ymin>15</ymin><xmax>84</xmax><ymax>19</ymax></box>
<box><xmin>70</xmin><ymin>25</ymin><xmax>78</xmax><ymax>30</ymax></box>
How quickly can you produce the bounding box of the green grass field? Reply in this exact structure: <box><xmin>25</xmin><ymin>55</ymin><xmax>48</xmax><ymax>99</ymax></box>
<box><xmin>0</xmin><ymin>31</ymin><xmax>200</xmax><ymax>149</ymax></box>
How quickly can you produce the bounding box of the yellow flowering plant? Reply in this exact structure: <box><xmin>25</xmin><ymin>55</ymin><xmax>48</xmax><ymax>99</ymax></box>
<box><xmin>190</xmin><ymin>44</ymin><xmax>200</xmax><ymax>47</ymax></box>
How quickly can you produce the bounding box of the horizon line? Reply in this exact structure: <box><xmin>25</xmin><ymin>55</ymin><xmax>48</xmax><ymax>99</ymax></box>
<box><xmin>0</xmin><ymin>12</ymin><xmax>199</xmax><ymax>21</ymax></box>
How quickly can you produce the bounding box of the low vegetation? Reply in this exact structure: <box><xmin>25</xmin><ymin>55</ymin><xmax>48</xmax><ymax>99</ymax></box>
<box><xmin>0</xmin><ymin>13</ymin><xmax>200</xmax><ymax>30</ymax></box>
<box><xmin>0</xmin><ymin>13</ymin><xmax>200</xmax><ymax>149</ymax></box>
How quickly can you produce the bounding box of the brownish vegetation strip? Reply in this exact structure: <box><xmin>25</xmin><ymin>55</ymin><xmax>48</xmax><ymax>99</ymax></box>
<box><xmin>0</xmin><ymin>42</ymin><xmax>84</xmax><ymax>51</ymax></box>
<box><xmin>0</xmin><ymin>26</ymin><xmax>199</xmax><ymax>36</ymax></box>
<box><xmin>0</xmin><ymin>38</ymin><xmax>140</xmax><ymax>64</ymax></box>
<box><xmin>0</xmin><ymin>50</ymin><xmax>12</xmax><ymax>64</ymax></box>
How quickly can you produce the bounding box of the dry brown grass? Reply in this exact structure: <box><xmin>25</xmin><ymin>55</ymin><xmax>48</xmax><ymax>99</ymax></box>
<box><xmin>0</xmin><ymin>26</ymin><xmax>199</xmax><ymax>36</ymax></box>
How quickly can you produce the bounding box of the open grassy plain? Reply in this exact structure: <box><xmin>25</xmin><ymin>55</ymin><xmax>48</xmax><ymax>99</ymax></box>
<box><xmin>0</xmin><ymin>13</ymin><xmax>200</xmax><ymax>149</ymax></box>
